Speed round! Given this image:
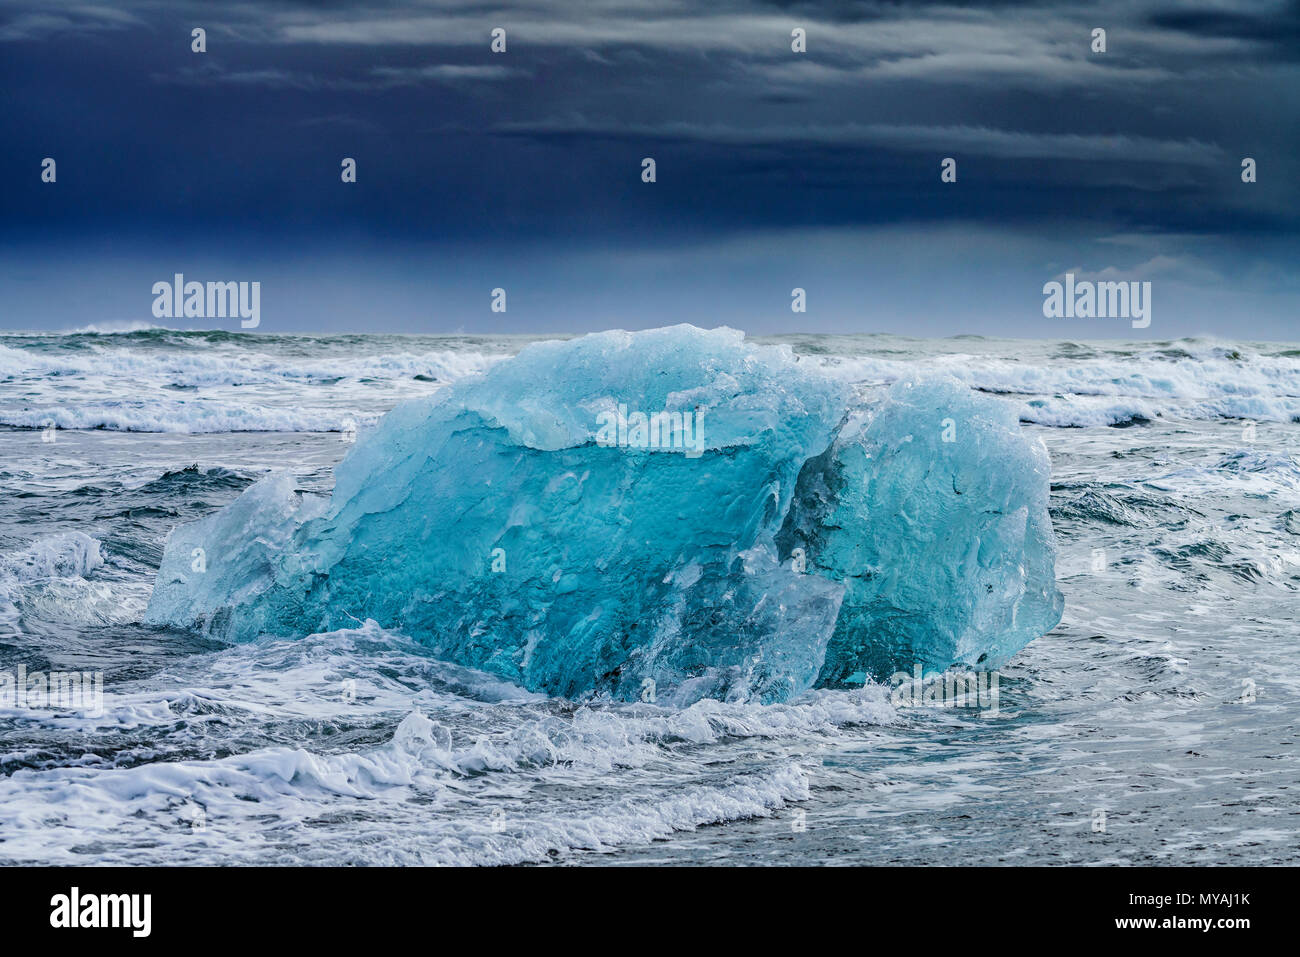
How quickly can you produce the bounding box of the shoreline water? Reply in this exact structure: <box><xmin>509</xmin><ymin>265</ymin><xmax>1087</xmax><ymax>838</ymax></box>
<box><xmin>0</xmin><ymin>329</ymin><xmax>1296</xmax><ymax>865</ymax></box>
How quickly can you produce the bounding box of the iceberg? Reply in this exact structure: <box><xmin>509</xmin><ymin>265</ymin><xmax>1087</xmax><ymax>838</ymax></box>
<box><xmin>776</xmin><ymin>378</ymin><xmax>1064</xmax><ymax>684</ymax></box>
<box><xmin>145</xmin><ymin>326</ymin><xmax>1063</xmax><ymax>704</ymax></box>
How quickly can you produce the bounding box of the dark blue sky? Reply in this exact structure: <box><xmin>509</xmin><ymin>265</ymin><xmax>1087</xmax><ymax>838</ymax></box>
<box><xmin>1</xmin><ymin>0</ymin><xmax>1297</xmax><ymax>336</ymax></box>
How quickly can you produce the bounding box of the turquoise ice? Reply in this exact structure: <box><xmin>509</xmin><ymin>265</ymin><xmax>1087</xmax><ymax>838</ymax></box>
<box><xmin>145</xmin><ymin>326</ymin><xmax>1063</xmax><ymax>703</ymax></box>
<box><xmin>777</xmin><ymin>377</ymin><xmax>1064</xmax><ymax>684</ymax></box>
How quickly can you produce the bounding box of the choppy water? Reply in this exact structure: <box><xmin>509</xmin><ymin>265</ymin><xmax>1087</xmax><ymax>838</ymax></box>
<box><xmin>0</xmin><ymin>327</ymin><xmax>1297</xmax><ymax>865</ymax></box>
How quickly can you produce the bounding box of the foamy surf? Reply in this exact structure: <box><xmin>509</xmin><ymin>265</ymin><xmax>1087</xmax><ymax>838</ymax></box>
<box><xmin>0</xmin><ymin>623</ymin><xmax>894</xmax><ymax>865</ymax></box>
<box><xmin>3</xmin><ymin>332</ymin><xmax>1297</xmax><ymax>434</ymax></box>
<box><xmin>1</xmin><ymin>330</ymin><xmax>1297</xmax><ymax>866</ymax></box>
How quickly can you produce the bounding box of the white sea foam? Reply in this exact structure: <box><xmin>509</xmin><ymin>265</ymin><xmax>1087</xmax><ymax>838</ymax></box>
<box><xmin>0</xmin><ymin>339</ymin><xmax>512</xmax><ymax>432</ymax></box>
<box><xmin>0</xmin><ymin>532</ymin><xmax>103</xmax><ymax>582</ymax></box>
<box><xmin>0</xmin><ymin>723</ymin><xmax>814</xmax><ymax>864</ymax></box>
<box><xmin>0</xmin><ymin>342</ymin><xmax>504</xmax><ymax>387</ymax></box>
<box><xmin>0</xmin><ymin>623</ymin><xmax>895</xmax><ymax>864</ymax></box>
<box><xmin>813</xmin><ymin>348</ymin><xmax>1300</xmax><ymax>426</ymax></box>
<box><xmin>0</xmin><ymin>400</ymin><xmax>383</xmax><ymax>434</ymax></box>
<box><xmin>3</xmin><ymin>335</ymin><xmax>1298</xmax><ymax>432</ymax></box>
<box><xmin>0</xmin><ymin>532</ymin><xmax>147</xmax><ymax>627</ymax></box>
<box><xmin>3</xmin><ymin>333</ymin><xmax>1298</xmax><ymax>866</ymax></box>
<box><xmin>64</xmin><ymin>321</ymin><xmax>174</xmax><ymax>335</ymax></box>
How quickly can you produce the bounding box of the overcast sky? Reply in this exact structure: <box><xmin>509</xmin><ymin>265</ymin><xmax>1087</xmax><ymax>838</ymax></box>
<box><xmin>1</xmin><ymin>0</ymin><xmax>1297</xmax><ymax>337</ymax></box>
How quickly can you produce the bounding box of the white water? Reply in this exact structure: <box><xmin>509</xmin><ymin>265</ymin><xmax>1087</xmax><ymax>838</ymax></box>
<box><xmin>1</xmin><ymin>330</ymin><xmax>1297</xmax><ymax>865</ymax></box>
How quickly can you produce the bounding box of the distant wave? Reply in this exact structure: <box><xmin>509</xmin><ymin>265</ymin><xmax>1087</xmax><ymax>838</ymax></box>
<box><xmin>810</xmin><ymin>346</ymin><xmax>1300</xmax><ymax>426</ymax></box>
<box><xmin>0</xmin><ymin>402</ymin><xmax>382</xmax><ymax>434</ymax></box>
<box><xmin>1</xmin><ymin>332</ymin><xmax>1297</xmax><ymax>433</ymax></box>
<box><xmin>1014</xmin><ymin>394</ymin><xmax>1300</xmax><ymax>428</ymax></box>
<box><xmin>0</xmin><ymin>342</ymin><xmax>505</xmax><ymax>388</ymax></box>
<box><xmin>63</xmin><ymin>321</ymin><xmax>175</xmax><ymax>335</ymax></box>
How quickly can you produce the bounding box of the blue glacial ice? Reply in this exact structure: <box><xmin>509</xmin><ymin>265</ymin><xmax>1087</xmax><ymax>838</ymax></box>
<box><xmin>145</xmin><ymin>326</ymin><xmax>1063</xmax><ymax>704</ymax></box>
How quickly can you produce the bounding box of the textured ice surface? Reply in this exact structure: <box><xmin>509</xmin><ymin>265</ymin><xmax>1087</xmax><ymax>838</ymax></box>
<box><xmin>777</xmin><ymin>378</ymin><xmax>1064</xmax><ymax>683</ymax></box>
<box><xmin>145</xmin><ymin>326</ymin><xmax>1062</xmax><ymax>703</ymax></box>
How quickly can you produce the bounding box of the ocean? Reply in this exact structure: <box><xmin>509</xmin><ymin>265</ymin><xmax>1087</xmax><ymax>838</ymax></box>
<box><xmin>0</xmin><ymin>327</ymin><xmax>1297</xmax><ymax>865</ymax></box>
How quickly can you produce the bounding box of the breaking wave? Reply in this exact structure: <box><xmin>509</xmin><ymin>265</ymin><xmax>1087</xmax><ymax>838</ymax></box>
<box><xmin>2</xmin><ymin>332</ymin><xmax>1297</xmax><ymax>433</ymax></box>
<box><xmin>0</xmin><ymin>623</ymin><xmax>895</xmax><ymax>865</ymax></box>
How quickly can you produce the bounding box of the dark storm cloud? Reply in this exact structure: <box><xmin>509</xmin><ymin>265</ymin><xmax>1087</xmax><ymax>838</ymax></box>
<box><xmin>0</xmin><ymin>0</ymin><xmax>1296</xmax><ymax>333</ymax></box>
<box><xmin>1148</xmin><ymin>0</ymin><xmax>1300</xmax><ymax>57</ymax></box>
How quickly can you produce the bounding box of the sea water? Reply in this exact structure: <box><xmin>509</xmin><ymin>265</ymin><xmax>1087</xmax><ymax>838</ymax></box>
<box><xmin>0</xmin><ymin>327</ymin><xmax>1296</xmax><ymax>864</ymax></box>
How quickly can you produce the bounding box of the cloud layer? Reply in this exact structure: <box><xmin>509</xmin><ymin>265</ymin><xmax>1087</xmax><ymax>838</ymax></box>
<box><xmin>0</xmin><ymin>0</ymin><xmax>1295</xmax><ymax>334</ymax></box>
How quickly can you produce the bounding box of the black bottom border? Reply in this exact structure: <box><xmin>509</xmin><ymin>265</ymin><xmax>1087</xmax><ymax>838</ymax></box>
<box><xmin>0</xmin><ymin>865</ymin><xmax>1278</xmax><ymax>943</ymax></box>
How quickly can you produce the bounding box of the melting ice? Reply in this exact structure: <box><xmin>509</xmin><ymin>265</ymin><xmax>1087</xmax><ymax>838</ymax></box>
<box><xmin>145</xmin><ymin>325</ymin><xmax>1063</xmax><ymax>703</ymax></box>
